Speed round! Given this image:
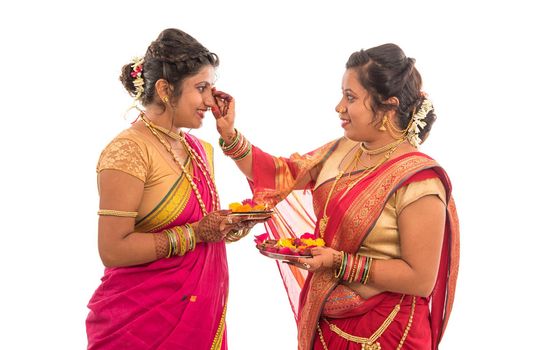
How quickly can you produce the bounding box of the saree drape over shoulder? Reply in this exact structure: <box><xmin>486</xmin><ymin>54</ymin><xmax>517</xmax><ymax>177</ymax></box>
<box><xmin>87</xmin><ymin>129</ymin><xmax>228</xmax><ymax>350</ymax></box>
<box><xmin>251</xmin><ymin>140</ymin><xmax>459</xmax><ymax>350</ymax></box>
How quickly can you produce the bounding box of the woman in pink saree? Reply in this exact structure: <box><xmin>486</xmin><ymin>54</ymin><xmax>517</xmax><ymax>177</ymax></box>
<box><xmin>214</xmin><ymin>44</ymin><xmax>459</xmax><ymax>349</ymax></box>
<box><xmin>86</xmin><ymin>28</ymin><xmax>259</xmax><ymax>350</ymax></box>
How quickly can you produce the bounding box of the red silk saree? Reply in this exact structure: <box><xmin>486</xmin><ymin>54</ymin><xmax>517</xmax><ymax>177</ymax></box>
<box><xmin>251</xmin><ymin>142</ymin><xmax>459</xmax><ymax>350</ymax></box>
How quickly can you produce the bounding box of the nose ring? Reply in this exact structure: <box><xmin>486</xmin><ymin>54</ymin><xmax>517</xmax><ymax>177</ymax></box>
<box><xmin>336</xmin><ymin>106</ymin><xmax>347</xmax><ymax>114</ymax></box>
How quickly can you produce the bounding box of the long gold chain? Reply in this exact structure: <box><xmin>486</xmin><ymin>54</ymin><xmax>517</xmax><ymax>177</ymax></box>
<box><xmin>318</xmin><ymin>147</ymin><xmax>363</xmax><ymax>238</ymax></box>
<box><xmin>316</xmin><ymin>295</ymin><xmax>416</xmax><ymax>350</ymax></box>
<box><xmin>147</xmin><ymin>119</ymin><xmax>220</xmax><ymax>211</ymax></box>
<box><xmin>318</xmin><ymin>139</ymin><xmax>404</xmax><ymax>238</ymax></box>
<box><xmin>139</xmin><ymin>114</ymin><xmax>213</xmax><ymax>216</ymax></box>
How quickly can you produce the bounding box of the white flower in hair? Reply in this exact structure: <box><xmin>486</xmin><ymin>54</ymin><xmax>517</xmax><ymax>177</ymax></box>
<box><xmin>130</xmin><ymin>56</ymin><xmax>145</xmax><ymax>100</ymax></box>
<box><xmin>407</xmin><ymin>98</ymin><xmax>433</xmax><ymax>147</ymax></box>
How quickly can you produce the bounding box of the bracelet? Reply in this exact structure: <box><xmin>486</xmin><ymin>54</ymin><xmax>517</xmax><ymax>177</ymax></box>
<box><xmin>219</xmin><ymin>129</ymin><xmax>240</xmax><ymax>151</ymax></box>
<box><xmin>97</xmin><ymin>209</ymin><xmax>138</xmax><ymax>218</ymax></box>
<box><xmin>185</xmin><ymin>224</ymin><xmax>196</xmax><ymax>251</ymax></box>
<box><xmin>219</xmin><ymin>129</ymin><xmax>252</xmax><ymax>161</ymax></box>
<box><xmin>336</xmin><ymin>253</ymin><xmax>373</xmax><ymax>284</ymax></box>
<box><xmin>335</xmin><ymin>252</ymin><xmax>347</xmax><ymax>279</ymax></box>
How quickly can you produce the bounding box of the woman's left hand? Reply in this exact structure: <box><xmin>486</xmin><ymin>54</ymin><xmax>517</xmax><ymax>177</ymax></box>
<box><xmin>294</xmin><ymin>247</ymin><xmax>340</xmax><ymax>272</ymax></box>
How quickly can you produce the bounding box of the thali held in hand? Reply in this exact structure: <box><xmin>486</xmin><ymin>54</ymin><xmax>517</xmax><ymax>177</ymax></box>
<box><xmin>254</xmin><ymin>233</ymin><xmax>325</xmax><ymax>261</ymax></box>
<box><xmin>227</xmin><ymin>200</ymin><xmax>273</xmax><ymax>222</ymax></box>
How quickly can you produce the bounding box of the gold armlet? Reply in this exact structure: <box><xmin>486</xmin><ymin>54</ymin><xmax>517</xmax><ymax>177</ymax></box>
<box><xmin>97</xmin><ymin>209</ymin><xmax>138</xmax><ymax>218</ymax></box>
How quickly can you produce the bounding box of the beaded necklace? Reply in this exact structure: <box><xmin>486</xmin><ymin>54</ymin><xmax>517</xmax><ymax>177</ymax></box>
<box><xmin>318</xmin><ymin>138</ymin><xmax>404</xmax><ymax>238</ymax></box>
<box><xmin>139</xmin><ymin>113</ymin><xmax>219</xmax><ymax>216</ymax></box>
<box><xmin>146</xmin><ymin>118</ymin><xmax>220</xmax><ymax>211</ymax></box>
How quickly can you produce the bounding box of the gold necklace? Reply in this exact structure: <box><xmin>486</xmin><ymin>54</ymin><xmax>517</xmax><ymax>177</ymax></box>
<box><xmin>360</xmin><ymin>138</ymin><xmax>404</xmax><ymax>155</ymax></box>
<box><xmin>318</xmin><ymin>139</ymin><xmax>404</xmax><ymax>238</ymax></box>
<box><xmin>318</xmin><ymin>147</ymin><xmax>363</xmax><ymax>237</ymax></box>
<box><xmin>139</xmin><ymin>114</ymin><xmax>217</xmax><ymax>215</ymax></box>
<box><xmin>146</xmin><ymin>120</ymin><xmax>220</xmax><ymax>211</ymax></box>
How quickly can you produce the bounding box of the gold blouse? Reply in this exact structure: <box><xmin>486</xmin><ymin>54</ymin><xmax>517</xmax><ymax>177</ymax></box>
<box><xmin>96</xmin><ymin>127</ymin><xmax>213</xmax><ymax>221</ymax></box>
<box><xmin>358</xmin><ymin>177</ymin><xmax>446</xmax><ymax>259</ymax></box>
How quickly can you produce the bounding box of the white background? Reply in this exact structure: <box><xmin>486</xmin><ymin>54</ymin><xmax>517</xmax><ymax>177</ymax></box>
<box><xmin>1</xmin><ymin>0</ymin><xmax>544</xmax><ymax>349</ymax></box>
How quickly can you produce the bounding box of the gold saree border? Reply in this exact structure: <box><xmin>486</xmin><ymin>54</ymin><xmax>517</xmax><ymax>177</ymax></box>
<box><xmin>210</xmin><ymin>301</ymin><xmax>228</xmax><ymax>350</ymax></box>
<box><xmin>135</xmin><ymin>169</ymin><xmax>192</xmax><ymax>233</ymax></box>
<box><xmin>298</xmin><ymin>155</ymin><xmax>440</xmax><ymax>350</ymax></box>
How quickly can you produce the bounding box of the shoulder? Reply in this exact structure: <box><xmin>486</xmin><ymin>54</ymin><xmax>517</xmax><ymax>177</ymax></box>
<box><xmin>394</xmin><ymin>172</ymin><xmax>447</xmax><ymax>214</ymax></box>
<box><xmin>96</xmin><ymin>128</ymin><xmax>150</xmax><ymax>181</ymax></box>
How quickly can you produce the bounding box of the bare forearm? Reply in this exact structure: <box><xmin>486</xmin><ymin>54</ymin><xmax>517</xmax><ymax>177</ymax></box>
<box><xmin>99</xmin><ymin>231</ymin><xmax>166</xmax><ymax>267</ymax></box>
<box><xmin>366</xmin><ymin>258</ymin><xmax>437</xmax><ymax>297</ymax></box>
<box><xmin>233</xmin><ymin>151</ymin><xmax>253</xmax><ymax>180</ymax></box>
<box><xmin>219</xmin><ymin>129</ymin><xmax>254</xmax><ymax>180</ymax></box>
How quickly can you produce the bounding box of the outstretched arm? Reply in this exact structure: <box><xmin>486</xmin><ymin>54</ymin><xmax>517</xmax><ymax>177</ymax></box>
<box><xmin>212</xmin><ymin>89</ymin><xmax>254</xmax><ymax>180</ymax></box>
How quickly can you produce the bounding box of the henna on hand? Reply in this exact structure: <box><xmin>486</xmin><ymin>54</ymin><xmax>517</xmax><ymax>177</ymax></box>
<box><xmin>195</xmin><ymin>211</ymin><xmax>229</xmax><ymax>242</ymax></box>
<box><xmin>154</xmin><ymin>232</ymin><xmax>169</xmax><ymax>259</ymax></box>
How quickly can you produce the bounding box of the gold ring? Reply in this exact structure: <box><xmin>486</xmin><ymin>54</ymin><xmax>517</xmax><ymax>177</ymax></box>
<box><xmin>303</xmin><ymin>262</ymin><xmax>311</xmax><ymax>269</ymax></box>
<box><xmin>227</xmin><ymin>217</ymin><xmax>233</xmax><ymax>224</ymax></box>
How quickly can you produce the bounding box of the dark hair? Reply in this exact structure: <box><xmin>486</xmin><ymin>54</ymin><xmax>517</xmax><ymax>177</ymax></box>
<box><xmin>346</xmin><ymin>43</ymin><xmax>436</xmax><ymax>142</ymax></box>
<box><xmin>120</xmin><ymin>28</ymin><xmax>219</xmax><ymax>109</ymax></box>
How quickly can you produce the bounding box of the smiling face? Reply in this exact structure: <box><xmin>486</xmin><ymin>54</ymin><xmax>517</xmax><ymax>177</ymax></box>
<box><xmin>172</xmin><ymin>65</ymin><xmax>216</xmax><ymax>129</ymax></box>
<box><xmin>336</xmin><ymin>68</ymin><xmax>382</xmax><ymax>142</ymax></box>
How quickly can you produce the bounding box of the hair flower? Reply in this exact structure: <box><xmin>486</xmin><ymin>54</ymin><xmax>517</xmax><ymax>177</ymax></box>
<box><xmin>407</xmin><ymin>98</ymin><xmax>433</xmax><ymax>147</ymax></box>
<box><xmin>130</xmin><ymin>56</ymin><xmax>145</xmax><ymax>100</ymax></box>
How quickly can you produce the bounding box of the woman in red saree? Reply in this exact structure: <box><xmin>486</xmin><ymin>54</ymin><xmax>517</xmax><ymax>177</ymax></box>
<box><xmin>213</xmin><ymin>44</ymin><xmax>459</xmax><ymax>349</ymax></box>
<box><xmin>86</xmin><ymin>28</ymin><xmax>260</xmax><ymax>350</ymax></box>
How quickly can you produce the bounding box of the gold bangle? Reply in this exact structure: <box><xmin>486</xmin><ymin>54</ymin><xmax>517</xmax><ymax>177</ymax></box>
<box><xmin>97</xmin><ymin>209</ymin><xmax>138</xmax><ymax>218</ymax></box>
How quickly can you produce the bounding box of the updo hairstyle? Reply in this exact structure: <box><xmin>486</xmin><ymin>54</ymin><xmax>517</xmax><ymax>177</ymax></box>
<box><xmin>120</xmin><ymin>28</ymin><xmax>219</xmax><ymax>109</ymax></box>
<box><xmin>346</xmin><ymin>43</ymin><xmax>436</xmax><ymax>142</ymax></box>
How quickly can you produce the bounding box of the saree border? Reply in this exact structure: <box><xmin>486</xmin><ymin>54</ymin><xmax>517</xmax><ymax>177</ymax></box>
<box><xmin>298</xmin><ymin>154</ymin><xmax>445</xmax><ymax>350</ymax></box>
<box><xmin>135</xmin><ymin>169</ymin><xmax>192</xmax><ymax>233</ymax></box>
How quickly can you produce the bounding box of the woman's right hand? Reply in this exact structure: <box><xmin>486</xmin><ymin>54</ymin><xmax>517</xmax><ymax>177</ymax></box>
<box><xmin>211</xmin><ymin>88</ymin><xmax>236</xmax><ymax>142</ymax></box>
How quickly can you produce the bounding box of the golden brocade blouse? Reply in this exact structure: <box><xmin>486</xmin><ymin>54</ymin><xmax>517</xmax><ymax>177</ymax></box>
<box><xmin>358</xmin><ymin>177</ymin><xmax>447</xmax><ymax>259</ymax></box>
<box><xmin>96</xmin><ymin>127</ymin><xmax>213</xmax><ymax>221</ymax></box>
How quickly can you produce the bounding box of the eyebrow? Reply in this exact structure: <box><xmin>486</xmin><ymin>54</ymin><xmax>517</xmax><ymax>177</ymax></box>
<box><xmin>343</xmin><ymin>88</ymin><xmax>356</xmax><ymax>94</ymax></box>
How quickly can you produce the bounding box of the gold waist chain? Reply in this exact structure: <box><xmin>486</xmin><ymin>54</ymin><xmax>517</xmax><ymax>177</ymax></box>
<box><xmin>317</xmin><ymin>295</ymin><xmax>416</xmax><ymax>350</ymax></box>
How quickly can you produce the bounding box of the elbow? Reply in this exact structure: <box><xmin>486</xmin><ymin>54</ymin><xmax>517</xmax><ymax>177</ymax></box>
<box><xmin>99</xmin><ymin>252</ymin><xmax>116</xmax><ymax>268</ymax></box>
<box><xmin>99</xmin><ymin>247</ymin><xmax>123</xmax><ymax>268</ymax></box>
<box><xmin>413</xmin><ymin>277</ymin><xmax>437</xmax><ymax>297</ymax></box>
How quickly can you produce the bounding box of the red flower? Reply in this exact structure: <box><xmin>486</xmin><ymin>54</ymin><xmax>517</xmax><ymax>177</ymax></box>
<box><xmin>254</xmin><ymin>233</ymin><xmax>269</xmax><ymax>244</ymax></box>
<box><xmin>278</xmin><ymin>247</ymin><xmax>293</xmax><ymax>255</ymax></box>
<box><xmin>242</xmin><ymin>198</ymin><xmax>258</xmax><ymax>207</ymax></box>
<box><xmin>300</xmin><ymin>232</ymin><xmax>315</xmax><ymax>240</ymax></box>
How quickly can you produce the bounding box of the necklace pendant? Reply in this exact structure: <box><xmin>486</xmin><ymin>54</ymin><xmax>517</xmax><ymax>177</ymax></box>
<box><xmin>319</xmin><ymin>216</ymin><xmax>329</xmax><ymax>237</ymax></box>
<box><xmin>363</xmin><ymin>342</ymin><xmax>380</xmax><ymax>350</ymax></box>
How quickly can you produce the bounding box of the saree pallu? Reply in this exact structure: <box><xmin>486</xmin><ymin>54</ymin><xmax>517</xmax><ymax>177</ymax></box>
<box><xmin>252</xmin><ymin>146</ymin><xmax>459</xmax><ymax>350</ymax></box>
<box><xmin>87</xmin><ymin>135</ymin><xmax>228</xmax><ymax>350</ymax></box>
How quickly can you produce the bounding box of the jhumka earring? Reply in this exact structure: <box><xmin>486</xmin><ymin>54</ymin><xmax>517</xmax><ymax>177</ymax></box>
<box><xmin>379</xmin><ymin>115</ymin><xmax>388</xmax><ymax>131</ymax></box>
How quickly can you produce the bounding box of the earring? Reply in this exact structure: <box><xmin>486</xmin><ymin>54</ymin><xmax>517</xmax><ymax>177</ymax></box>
<box><xmin>163</xmin><ymin>96</ymin><xmax>169</xmax><ymax>103</ymax></box>
<box><xmin>379</xmin><ymin>116</ymin><xmax>387</xmax><ymax>131</ymax></box>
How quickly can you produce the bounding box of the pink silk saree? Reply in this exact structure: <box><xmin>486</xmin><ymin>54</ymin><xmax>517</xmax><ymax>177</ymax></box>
<box><xmin>252</xmin><ymin>144</ymin><xmax>459</xmax><ymax>350</ymax></box>
<box><xmin>87</xmin><ymin>135</ymin><xmax>229</xmax><ymax>350</ymax></box>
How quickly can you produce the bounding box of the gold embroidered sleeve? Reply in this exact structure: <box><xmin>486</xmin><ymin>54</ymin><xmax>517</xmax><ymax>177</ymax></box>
<box><xmin>395</xmin><ymin>177</ymin><xmax>447</xmax><ymax>215</ymax></box>
<box><xmin>97</xmin><ymin>138</ymin><xmax>147</xmax><ymax>182</ymax></box>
